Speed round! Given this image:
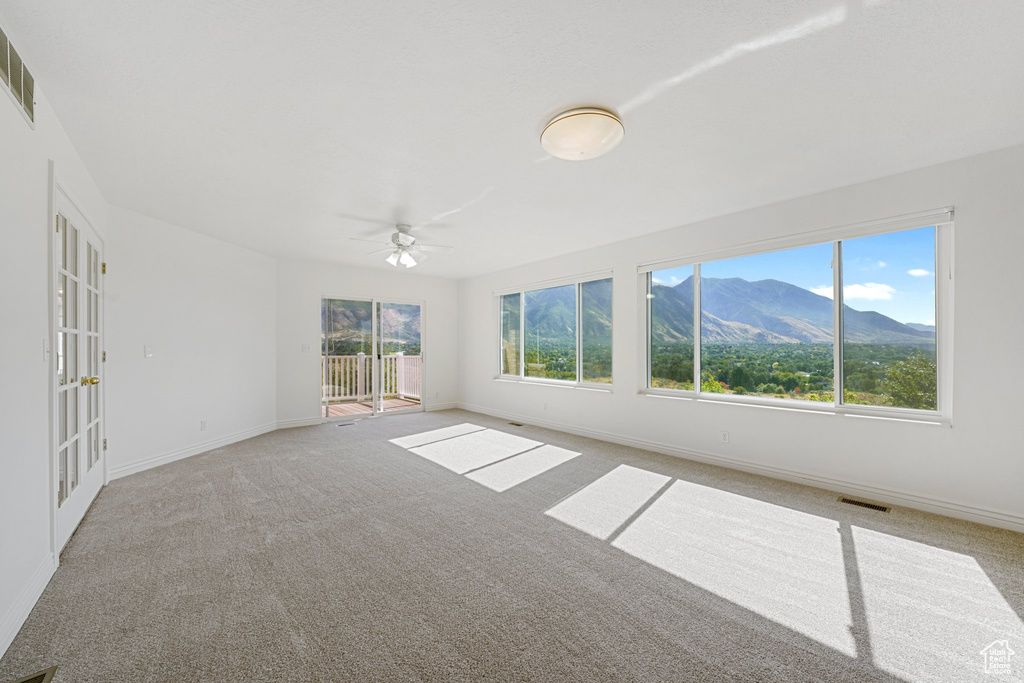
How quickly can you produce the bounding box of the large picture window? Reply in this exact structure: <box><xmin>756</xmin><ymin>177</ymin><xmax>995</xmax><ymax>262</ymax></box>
<box><xmin>699</xmin><ymin>243</ymin><xmax>834</xmax><ymax>400</ymax></box>
<box><xmin>645</xmin><ymin>216</ymin><xmax>947</xmax><ymax>417</ymax></box>
<box><xmin>499</xmin><ymin>277</ymin><xmax>613</xmax><ymax>384</ymax></box>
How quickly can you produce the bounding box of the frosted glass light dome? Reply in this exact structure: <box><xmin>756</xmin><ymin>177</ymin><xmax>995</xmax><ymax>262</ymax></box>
<box><xmin>540</xmin><ymin>108</ymin><xmax>624</xmax><ymax>160</ymax></box>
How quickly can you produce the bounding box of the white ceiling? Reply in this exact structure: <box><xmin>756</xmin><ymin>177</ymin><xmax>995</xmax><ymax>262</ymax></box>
<box><xmin>4</xmin><ymin>1</ymin><xmax>1024</xmax><ymax>278</ymax></box>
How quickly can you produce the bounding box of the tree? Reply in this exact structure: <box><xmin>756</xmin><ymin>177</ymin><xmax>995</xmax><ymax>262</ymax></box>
<box><xmin>880</xmin><ymin>353</ymin><xmax>937</xmax><ymax>410</ymax></box>
<box><xmin>730</xmin><ymin>366</ymin><xmax>752</xmax><ymax>391</ymax></box>
<box><xmin>701</xmin><ymin>372</ymin><xmax>726</xmax><ymax>393</ymax></box>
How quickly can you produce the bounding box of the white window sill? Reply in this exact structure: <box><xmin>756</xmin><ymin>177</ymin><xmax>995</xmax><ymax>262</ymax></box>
<box><xmin>495</xmin><ymin>376</ymin><xmax>613</xmax><ymax>393</ymax></box>
<box><xmin>642</xmin><ymin>388</ymin><xmax>949</xmax><ymax>426</ymax></box>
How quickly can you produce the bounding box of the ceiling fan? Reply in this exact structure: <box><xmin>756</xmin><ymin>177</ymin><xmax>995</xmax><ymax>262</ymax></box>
<box><xmin>349</xmin><ymin>224</ymin><xmax>453</xmax><ymax>269</ymax></box>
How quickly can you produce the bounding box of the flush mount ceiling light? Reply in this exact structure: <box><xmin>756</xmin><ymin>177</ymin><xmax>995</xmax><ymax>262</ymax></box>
<box><xmin>540</xmin><ymin>108</ymin><xmax>624</xmax><ymax>160</ymax></box>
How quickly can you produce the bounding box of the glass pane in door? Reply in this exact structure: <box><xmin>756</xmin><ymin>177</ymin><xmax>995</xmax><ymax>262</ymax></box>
<box><xmin>322</xmin><ymin>299</ymin><xmax>374</xmax><ymax>418</ymax></box>
<box><xmin>378</xmin><ymin>303</ymin><xmax>422</xmax><ymax>413</ymax></box>
<box><xmin>56</xmin><ymin>216</ymin><xmax>81</xmax><ymax>506</ymax></box>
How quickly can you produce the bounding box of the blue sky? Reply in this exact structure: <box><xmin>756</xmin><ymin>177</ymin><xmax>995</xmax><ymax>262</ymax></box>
<box><xmin>652</xmin><ymin>226</ymin><xmax>936</xmax><ymax>325</ymax></box>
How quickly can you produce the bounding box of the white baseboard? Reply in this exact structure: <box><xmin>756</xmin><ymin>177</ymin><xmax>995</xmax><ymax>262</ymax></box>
<box><xmin>0</xmin><ymin>553</ymin><xmax>55</xmax><ymax>658</ymax></box>
<box><xmin>276</xmin><ymin>417</ymin><xmax>324</xmax><ymax>430</ymax></box>
<box><xmin>108</xmin><ymin>422</ymin><xmax>278</xmax><ymax>480</ymax></box>
<box><xmin>456</xmin><ymin>402</ymin><xmax>1024</xmax><ymax>534</ymax></box>
<box><xmin>426</xmin><ymin>402</ymin><xmax>459</xmax><ymax>412</ymax></box>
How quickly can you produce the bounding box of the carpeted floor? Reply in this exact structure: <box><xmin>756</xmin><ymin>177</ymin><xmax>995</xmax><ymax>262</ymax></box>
<box><xmin>2</xmin><ymin>409</ymin><xmax>1022</xmax><ymax>682</ymax></box>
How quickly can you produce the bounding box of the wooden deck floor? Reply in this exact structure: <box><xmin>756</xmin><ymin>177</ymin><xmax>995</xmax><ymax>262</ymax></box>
<box><xmin>326</xmin><ymin>398</ymin><xmax>421</xmax><ymax>417</ymax></box>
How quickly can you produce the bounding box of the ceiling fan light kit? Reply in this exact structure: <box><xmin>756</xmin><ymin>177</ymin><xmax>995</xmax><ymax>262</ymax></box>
<box><xmin>349</xmin><ymin>223</ymin><xmax>455</xmax><ymax>269</ymax></box>
<box><xmin>541</xmin><ymin>108</ymin><xmax>624</xmax><ymax>160</ymax></box>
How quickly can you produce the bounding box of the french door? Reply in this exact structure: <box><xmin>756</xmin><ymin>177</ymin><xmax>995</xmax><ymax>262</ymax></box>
<box><xmin>321</xmin><ymin>298</ymin><xmax>423</xmax><ymax>418</ymax></box>
<box><xmin>54</xmin><ymin>203</ymin><xmax>104</xmax><ymax>551</ymax></box>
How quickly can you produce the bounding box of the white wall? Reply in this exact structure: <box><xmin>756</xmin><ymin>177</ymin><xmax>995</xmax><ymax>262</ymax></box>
<box><xmin>276</xmin><ymin>259</ymin><xmax>459</xmax><ymax>425</ymax></box>
<box><xmin>0</xmin><ymin>91</ymin><xmax>108</xmax><ymax>653</ymax></box>
<box><xmin>103</xmin><ymin>207</ymin><xmax>278</xmax><ymax>478</ymax></box>
<box><xmin>458</xmin><ymin>144</ymin><xmax>1024</xmax><ymax>531</ymax></box>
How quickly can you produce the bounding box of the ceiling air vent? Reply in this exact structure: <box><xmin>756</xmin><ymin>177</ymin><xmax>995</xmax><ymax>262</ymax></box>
<box><xmin>838</xmin><ymin>496</ymin><xmax>891</xmax><ymax>513</ymax></box>
<box><xmin>0</xmin><ymin>22</ymin><xmax>35</xmax><ymax>123</ymax></box>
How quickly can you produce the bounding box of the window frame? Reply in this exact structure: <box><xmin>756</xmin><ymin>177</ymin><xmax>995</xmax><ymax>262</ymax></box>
<box><xmin>496</xmin><ymin>271</ymin><xmax>614</xmax><ymax>390</ymax></box>
<box><xmin>638</xmin><ymin>208</ymin><xmax>953</xmax><ymax>425</ymax></box>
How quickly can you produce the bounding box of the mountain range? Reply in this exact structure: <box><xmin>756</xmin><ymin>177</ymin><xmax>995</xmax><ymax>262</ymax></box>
<box><xmin>323</xmin><ymin>301</ymin><xmax>421</xmax><ymax>344</ymax></box>
<box><xmin>652</xmin><ymin>276</ymin><xmax>934</xmax><ymax>345</ymax></box>
<box><xmin>511</xmin><ymin>275</ymin><xmax>934</xmax><ymax>346</ymax></box>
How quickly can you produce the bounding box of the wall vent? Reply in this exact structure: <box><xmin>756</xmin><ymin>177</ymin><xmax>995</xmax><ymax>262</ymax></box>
<box><xmin>0</xmin><ymin>22</ymin><xmax>35</xmax><ymax>123</ymax></box>
<box><xmin>508</xmin><ymin>422</ymin><xmax>524</xmax><ymax>427</ymax></box>
<box><xmin>838</xmin><ymin>496</ymin><xmax>891</xmax><ymax>513</ymax></box>
<box><xmin>0</xmin><ymin>26</ymin><xmax>8</xmax><ymax>86</ymax></box>
<box><xmin>10</xmin><ymin>665</ymin><xmax>58</xmax><ymax>683</ymax></box>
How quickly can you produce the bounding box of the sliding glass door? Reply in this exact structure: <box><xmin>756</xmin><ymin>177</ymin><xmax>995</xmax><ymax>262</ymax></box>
<box><xmin>321</xmin><ymin>298</ymin><xmax>423</xmax><ymax>418</ymax></box>
<box><xmin>377</xmin><ymin>302</ymin><xmax>423</xmax><ymax>414</ymax></box>
<box><xmin>322</xmin><ymin>299</ymin><xmax>375</xmax><ymax>418</ymax></box>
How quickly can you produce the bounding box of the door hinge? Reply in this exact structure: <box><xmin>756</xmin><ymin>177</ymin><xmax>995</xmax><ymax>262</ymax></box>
<box><xmin>103</xmin><ymin>438</ymin><xmax>108</xmax><ymax>451</ymax></box>
<box><xmin>102</xmin><ymin>262</ymin><xmax>107</xmax><ymax>274</ymax></box>
<box><xmin>56</xmin><ymin>217</ymin><xmax>60</xmax><ymax>233</ymax></box>
<box><xmin>102</xmin><ymin>351</ymin><xmax>107</xmax><ymax>362</ymax></box>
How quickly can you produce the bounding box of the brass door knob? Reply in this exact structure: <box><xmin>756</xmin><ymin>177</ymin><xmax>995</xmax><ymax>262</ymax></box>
<box><xmin>81</xmin><ymin>376</ymin><xmax>100</xmax><ymax>385</ymax></box>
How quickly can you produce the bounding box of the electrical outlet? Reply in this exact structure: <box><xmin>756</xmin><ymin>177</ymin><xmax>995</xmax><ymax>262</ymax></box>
<box><xmin>301</xmin><ymin>343</ymin><xmax>311</xmax><ymax>353</ymax></box>
<box><xmin>720</xmin><ymin>431</ymin><xmax>729</xmax><ymax>443</ymax></box>
<box><xmin>200</xmin><ymin>420</ymin><xmax>207</xmax><ymax>432</ymax></box>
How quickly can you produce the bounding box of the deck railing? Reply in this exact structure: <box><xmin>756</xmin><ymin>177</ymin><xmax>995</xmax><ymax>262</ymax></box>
<box><xmin>322</xmin><ymin>353</ymin><xmax>422</xmax><ymax>403</ymax></box>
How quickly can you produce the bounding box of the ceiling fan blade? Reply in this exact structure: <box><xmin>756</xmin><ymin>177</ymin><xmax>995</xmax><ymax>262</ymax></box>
<box><xmin>410</xmin><ymin>221</ymin><xmax>453</xmax><ymax>231</ymax></box>
<box><xmin>338</xmin><ymin>212</ymin><xmax>395</xmax><ymax>227</ymax></box>
<box><xmin>349</xmin><ymin>237</ymin><xmax>389</xmax><ymax>245</ymax></box>
<box><xmin>413</xmin><ymin>244</ymin><xmax>454</xmax><ymax>253</ymax></box>
<box><xmin>365</xmin><ymin>248</ymin><xmax>394</xmax><ymax>255</ymax></box>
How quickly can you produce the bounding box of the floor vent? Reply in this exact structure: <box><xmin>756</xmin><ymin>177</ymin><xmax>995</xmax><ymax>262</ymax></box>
<box><xmin>10</xmin><ymin>666</ymin><xmax>57</xmax><ymax>683</ymax></box>
<box><xmin>838</xmin><ymin>496</ymin><xmax>891</xmax><ymax>513</ymax></box>
<box><xmin>508</xmin><ymin>422</ymin><xmax>524</xmax><ymax>427</ymax></box>
<box><xmin>336</xmin><ymin>422</ymin><xmax>355</xmax><ymax>427</ymax></box>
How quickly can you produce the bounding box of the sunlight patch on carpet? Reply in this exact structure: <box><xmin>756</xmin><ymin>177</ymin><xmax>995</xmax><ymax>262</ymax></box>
<box><xmin>546</xmin><ymin>465</ymin><xmax>670</xmax><ymax>540</ymax></box>
<box><xmin>611</xmin><ymin>479</ymin><xmax>857</xmax><ymax>656</ymax></box>
<box><xmin>466</xmin><ymin>444</ymin><xmax>580</xmax><ymax>492</ymax></box>
<box><xmin>408</xmin><ymin>429</ymin><xmax>542</xmax><ymax>474</ymax></box>
<box><xmin>389</xmin><ymin>423</ymin><xmax>486</xmax><ymax>449</ymax></box>
<box><xmin>852</xmin><ymin>525</ymin><xmax>1024</xmax><ymax>680</ymax></box>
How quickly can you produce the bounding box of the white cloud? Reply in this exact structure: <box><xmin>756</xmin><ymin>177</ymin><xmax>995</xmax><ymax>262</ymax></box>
<box><xmin>809</xmin><ymin>282</ymin><xmax>895</xmax><ymax>301</ymax></box>
<box><xmin>877</xmin><ymin>261</ymin><xmax>887</xmax><ymax>268</ymax></box>
<box><xmin>907</xmin><ymin>268</ymin><xmax>931</xmax><ymax>277</ymax></box>
<box><xmin>846</xmin><ymin>283</ymin><xmax>895</xmax><ymax>300</ymax></box>
<box><xmin>652</xmin><ymin>275</ymin><xmax>684</xmax><ymax>287</ymax></box>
